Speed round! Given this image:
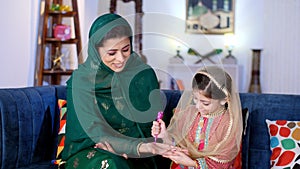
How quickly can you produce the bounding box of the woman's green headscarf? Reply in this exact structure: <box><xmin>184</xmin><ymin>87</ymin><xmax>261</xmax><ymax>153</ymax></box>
<box><xmin>62</xmin><ymin>13</ymin><xmax>164</xmax><ymax>160</ymax></box>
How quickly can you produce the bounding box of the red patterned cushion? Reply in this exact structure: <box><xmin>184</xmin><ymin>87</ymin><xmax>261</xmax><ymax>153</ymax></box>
<box><xmin>266</xmin><ymin>119</ymin><xmax>300</xmax><ymax>168</ymax></box>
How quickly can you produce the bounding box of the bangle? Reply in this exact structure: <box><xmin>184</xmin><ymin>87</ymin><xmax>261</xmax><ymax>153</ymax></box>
<box><xmin>194</xmin><ymin>159</ymin><xmax>199</xmax><ymax>169</ymax></box>
<box><xmin>136</xmin><ymin>142</ymin><xmax>143</xmax><ymax>157</ymax></box>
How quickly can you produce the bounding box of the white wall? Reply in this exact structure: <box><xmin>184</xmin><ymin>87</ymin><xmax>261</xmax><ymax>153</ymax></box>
<box><xmin>96</xmin><ymin>0</ymin><xmax>264</xmax><ymax>93</ymax></box>
<box><xmin>1</xmin><ymin>0</ymin><xmax>299</xmax><ymax>94</ymax></box>
<box><xmin>0</xmin><ymin>0</ymin><xmax>37</xmax><ymax>88</ymax></box>
<box><xmin>262</xmin><ymin>0</ymin><xmax>300</xmax><ymax>94</ymax></box>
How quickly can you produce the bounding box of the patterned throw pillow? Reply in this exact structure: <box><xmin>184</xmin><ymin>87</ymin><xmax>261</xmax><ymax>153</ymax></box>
<box><xmin>52</xmin><ymin>99</ymin><xmax>67</xmax><ymax>166</ymax></box>
<box><xmin>266</xmin><ymin>119</ymin><xmax>300</xmax><ymax>168</ymax></box>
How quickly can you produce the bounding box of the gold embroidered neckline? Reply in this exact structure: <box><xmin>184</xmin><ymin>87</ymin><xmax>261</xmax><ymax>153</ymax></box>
<box><xmin>202</xmin><ymin>108</ymin><xmax>226</xmax><ymax>118</ymax></box>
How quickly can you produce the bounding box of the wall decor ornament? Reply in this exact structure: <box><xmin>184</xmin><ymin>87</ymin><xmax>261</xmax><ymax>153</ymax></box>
<box><xmin>187</xmin><ymin>48</ymin><xmax>222</xmax><ymax>64</ymax></box>
<box><xmin>186</xmin><ymin>0</ymin><xmax>235</xmax><ymax>34</ymax></box>
<box><xmin>169</xmin><ymin>47</ymin><xmax>184</xmax><ymax>64</ymax></box>
<box><xmin>222</xmin><ymin>33</ymin><xmax>237</xmax><ymax>64</ymax></box>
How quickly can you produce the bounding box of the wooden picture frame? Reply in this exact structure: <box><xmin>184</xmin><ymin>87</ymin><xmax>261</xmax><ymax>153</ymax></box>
<box><xmin>186</xmin><ymin>0</ymin><xmax>235</xmax><ymax>34</ymax></box>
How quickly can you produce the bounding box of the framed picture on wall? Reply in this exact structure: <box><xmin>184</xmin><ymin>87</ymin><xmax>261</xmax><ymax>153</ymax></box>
<box><xmin>186</xmin><ymin>0</ymin><xmax>235</xmax><ymax>34</ymax></box>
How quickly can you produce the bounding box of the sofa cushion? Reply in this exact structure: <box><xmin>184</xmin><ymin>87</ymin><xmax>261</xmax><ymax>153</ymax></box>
<box><xmin>240</xmin><ymin>93</ymin><xmax>300</xmax><ymax>169</ymax></box>
<box><xmin>266</xmin><ymin>119</ymin><xmax>300</xmax><ymax>168</ymax></box>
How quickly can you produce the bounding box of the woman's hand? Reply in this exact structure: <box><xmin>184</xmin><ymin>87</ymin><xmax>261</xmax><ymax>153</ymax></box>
<box><xmin>94</xmin><ymin>141</ymin><xmax>128</xmax><ymax>159</ymax></box>
<box><xmin>162</xmin><ymin>147</ymin><xmax>196</xmax><ymax>167</ymax></box>
<box><xmin>138</xmin><ymin>142</ymin><xmax>173</xmax><ymax>156</ymax></box>
<box><xmin>151</xmin><ymin>119</ymin><xmax>167</xmax><ymax>139</ymax></box>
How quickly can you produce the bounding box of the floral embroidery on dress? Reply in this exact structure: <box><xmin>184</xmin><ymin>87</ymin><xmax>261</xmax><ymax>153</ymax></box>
<box><xmin>86</xmin><ymin>150</ymin><xmax>96</xmax><ymax>159</ymax></box>
<box><xmin>101</xmin><ymin>160</ymin><xmax>110</xmax><ymax>169</ymax></box>
<box><xmin>73</xmin><ymin>158</ymin><xmax>79</xmax><ymax>168</ymax></box>
<box><xmin>101</xmin><ymin>102</ymin><xmax>109</xmax><ymax>110</ymax></box>
<box><xmin>115</xmin><ymin>100</ymin><xmax>124</xmax><ymax>111</ymax></box>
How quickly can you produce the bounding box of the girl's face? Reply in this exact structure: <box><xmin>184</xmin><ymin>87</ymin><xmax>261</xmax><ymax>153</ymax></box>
<box><xmin>192</xmin><ymin>89</ymin><xmax>225</xmax><ymax>116</ymax></box>
<box><xmin>98</xmin><ymin>37</ymin><xmax>131</xmax><ymax>72</ymax></box>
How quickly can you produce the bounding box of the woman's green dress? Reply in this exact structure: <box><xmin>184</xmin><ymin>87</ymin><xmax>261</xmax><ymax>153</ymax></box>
<box><xmin>61</xmin><ymin>13</ymin><xmax>164</xmax><ymax>169</ymax></box>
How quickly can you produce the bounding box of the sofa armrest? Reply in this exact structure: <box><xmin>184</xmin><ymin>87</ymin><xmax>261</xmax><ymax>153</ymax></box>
<box><xmin>0</xmin><ymin>86</ymin><xmax>62</xmax><ymax>168</ymax></box>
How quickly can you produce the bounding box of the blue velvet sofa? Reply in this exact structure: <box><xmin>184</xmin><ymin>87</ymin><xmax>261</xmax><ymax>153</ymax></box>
<box><xmin>1</xmin><ymin>85</ymin><xmax>300</xmax><ymax>169</ymax></box>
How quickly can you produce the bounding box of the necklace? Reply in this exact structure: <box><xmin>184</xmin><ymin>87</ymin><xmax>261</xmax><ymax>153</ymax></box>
<box><xmin>191</xmin><ymin>108</ymin><xmax>226</xmax><ymax>151</ymax></box>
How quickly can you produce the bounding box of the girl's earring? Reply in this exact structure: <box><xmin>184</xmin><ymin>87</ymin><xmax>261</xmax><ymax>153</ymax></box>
<box><xmin>220</xmin><ymin>100</ymin><xmax>228</xmax><ymax>109</ymax></box>
<box><xmin>220</xmin><ymin>100</ymin><xmax>227</xmax><ymax>106</ymax></box>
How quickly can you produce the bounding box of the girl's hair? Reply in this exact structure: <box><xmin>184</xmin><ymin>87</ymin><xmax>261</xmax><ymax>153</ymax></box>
<box><xmin>192</xmin><ymin>73</ymin><xmax>231</xmax><ymax>100</ymax></box>
<box><xmin>97</xmin><ymin>25</ymin><xmax>132</xmax><ymax>47</ymax></box>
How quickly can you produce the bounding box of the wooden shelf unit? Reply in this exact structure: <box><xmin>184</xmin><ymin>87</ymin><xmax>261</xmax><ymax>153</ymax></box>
<box><xmin>34</xmin><ymin>0</ymin><xmax>82</xmax><ymax>86</ymax></box>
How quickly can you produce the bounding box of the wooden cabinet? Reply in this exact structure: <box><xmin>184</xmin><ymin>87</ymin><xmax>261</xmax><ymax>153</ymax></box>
<box><xmin>34</xmin><ymin>0</ymin><xmax>82</xmax><ymax>86</ymax></box>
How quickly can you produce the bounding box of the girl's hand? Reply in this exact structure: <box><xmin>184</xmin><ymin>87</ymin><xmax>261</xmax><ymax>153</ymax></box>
<box><xmin>162</xmin><ymin>147</ymin><xmax>195</xmax><ymax>167</ymax></box>
<box><xmin>151</xmin><ymin>119</ymin><xmax>167</xmax><ymax>139</ymax></box>
<box><xmin>94</xmin><ymin>141</ymin><xmax>128</xmax><ymax>159</ymax></box>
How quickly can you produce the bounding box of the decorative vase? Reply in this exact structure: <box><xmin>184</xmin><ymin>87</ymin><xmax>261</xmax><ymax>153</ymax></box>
<box><xmin>248</xmin><ymin>49</ymin><xmax>263</xmax><ymax>93</ymax></box>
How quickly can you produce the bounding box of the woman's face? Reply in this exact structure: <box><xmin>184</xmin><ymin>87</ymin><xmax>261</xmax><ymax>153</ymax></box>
<box><xmin>192</xmin><ymin>89</ymin><xmax>224</xmax><ymax>116</ymax></box>
<box><xmin>98</xmin><ymin>37</ymin><xmax>131</xmax><ymax>72</ymax></box>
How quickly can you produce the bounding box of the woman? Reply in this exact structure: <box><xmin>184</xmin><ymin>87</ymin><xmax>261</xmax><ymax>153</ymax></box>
<box><xmin>152</xmin><ymin>66</ymin><xmax>243</xmax><ymax>168</ymax></box>
<box><xmin>62</xmin><ymin>13</ymin><xmax>170</xmax><ymax>169</ymax></box>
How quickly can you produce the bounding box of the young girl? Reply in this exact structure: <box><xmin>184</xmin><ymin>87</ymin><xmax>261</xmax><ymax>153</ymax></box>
<box><xmin>152</xmin><ymin>66</ymin><xmax>243</xmax><ymax>169</ymax></box>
